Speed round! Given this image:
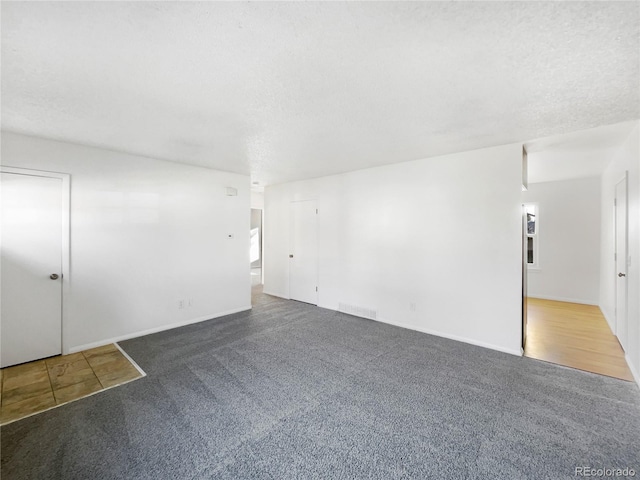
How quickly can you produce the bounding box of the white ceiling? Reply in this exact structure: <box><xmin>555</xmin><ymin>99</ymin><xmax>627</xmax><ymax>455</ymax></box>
<box><xmin>2</xmin><ymin>2</ymin><xmax>639</xmax><ymax>186</ymax></box>
<box><xmin>525</xmin><ymin>120</ymin><xmax>638</xmax><ymax>184</ymax></box>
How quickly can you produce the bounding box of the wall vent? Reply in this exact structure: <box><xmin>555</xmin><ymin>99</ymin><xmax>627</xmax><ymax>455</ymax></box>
<box><xmin>338</xmin><ymin>303</ymin><xmax>377</xmax><ymax>320</ymax></box>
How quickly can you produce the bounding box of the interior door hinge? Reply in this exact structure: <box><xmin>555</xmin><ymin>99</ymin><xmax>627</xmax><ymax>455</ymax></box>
<box><xmin>316</xmin><ymin>286</ymin><xmax>318</xmax><ymax>292</ymax></box>
<box><xmin>316</xmin><ymin>209</ymin><xmax>318</xmax><ymax>214</ymax></box>
<box><xmin>614</xmin><ymin>199</ymin><xmax>617</xmax><ymax>206</ymax></box>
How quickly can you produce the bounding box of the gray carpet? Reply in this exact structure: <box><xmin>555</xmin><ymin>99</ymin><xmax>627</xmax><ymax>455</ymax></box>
<box><xmin>2</xmin><ymin>287</ymin><xmax>639</xmax><ymax>479</ymax></box>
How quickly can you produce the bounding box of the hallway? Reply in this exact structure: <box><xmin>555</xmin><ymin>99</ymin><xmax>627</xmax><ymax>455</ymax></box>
<box><xmin>525</xmin><ymin>298</ymin><xmax>633</xmax><ymax>381</ymax></box>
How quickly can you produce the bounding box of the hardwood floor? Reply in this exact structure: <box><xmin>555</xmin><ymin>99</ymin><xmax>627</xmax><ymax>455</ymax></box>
<box><xmin>525</xmin><ymin>298</ymin><xmax>633</xmax><ymax>381</ymax></box>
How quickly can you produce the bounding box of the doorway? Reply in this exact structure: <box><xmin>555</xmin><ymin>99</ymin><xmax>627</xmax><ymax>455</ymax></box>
<box><xmin>1</xmin><ymin>168</ymin><xmax>70</xmax><ymax>368</ymax></box>
<box><xmin>289</xmin><ymin>200</ymin><xmax>318</xmax><ymax>305</ymax></box>
<box><xmin>250</xmin><ymin>208</ymin><xmax>263</xmax><ymax>286</ymax></box>
<box><xmin>522</xmin><ymin>186</ymin><xmax>632</xmax><ymax>381</ymax></box>
<box><xmin>521</xmin><ymin>204</ymin><xmax>529</xmax><ymax>350</ymax></box>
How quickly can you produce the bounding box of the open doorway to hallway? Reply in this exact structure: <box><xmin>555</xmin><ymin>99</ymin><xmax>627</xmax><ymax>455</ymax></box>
<box><xmin>250</xmin><ymin>208</ymin><xmax>262</xmax><ymax>286</ymax></box>
<box><xmin>521</xmin><ymin>121</ymin><xmax>639</xmax><ymax>383</ymax></box>
<box><xmin>521</xmin><ymin>181</ymin><xmax>633</xmax><ymax>381</ymax></box>
<box><xmin>525</xmin><ymin>298</ymin><xmax>633</xmax><ymax>381</ymax></box>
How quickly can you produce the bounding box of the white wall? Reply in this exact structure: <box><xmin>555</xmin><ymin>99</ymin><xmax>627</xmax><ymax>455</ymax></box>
<box><xmin>250</xmin><ymin>190</ymin><xmax>264</xmax><ymax>210</ymax></box>
<box><xmin>265</xmin><ymin>143</ymin><xmax>524</xmax><ymax>355</ymax></box>
<box><xmin>1</xmin><ymin>132</ymin><xmax>251</xmax><ymax>352</ymax></box>
<box><xmin>523</xmin><ymin>177</ymin><xmax>601</xmax><ymax>305</ymax></box>
<box><xmin>600</xmin><ymin>121</ymin><xmax>640</xmax><ymax>385</ymax></box>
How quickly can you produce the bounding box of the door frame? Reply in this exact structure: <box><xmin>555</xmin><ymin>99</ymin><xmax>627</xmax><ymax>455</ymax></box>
<box><xmin>1</xmin><ymin>166</ymin><xmax>71</xmax><ymax>354</ymax></box>
<box><xmin>614</xmin><ymin>172</ymin><xmax>628</xmax><ymax>349</ymax></box>
<box><xmin>250</xmin><ymin>207</ymin><xmax>263</xmax><ymax>286</ymax></box>
<box><xmin>521</xmin><ymin>204</ymin><xmax>528</xmax><ymax>352</ymax></box>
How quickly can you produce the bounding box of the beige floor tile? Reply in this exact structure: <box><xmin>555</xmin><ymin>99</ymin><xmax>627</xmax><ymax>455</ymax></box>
<box><xmin>91</xmin><ymin>356</ymin><xmax>136</xmax><ymax>375</ymax></box>
<box><xmin>96</xmin><ymin>365</ymin><xmax>142</xmax><ymax>389</ymax></box>
<box><xmin>46</xmin><ymin>355</ymin><xmax>98</xmax><ymax>390</ymax></box>
<box><xmin>2</xmin><ymin>367</ymin><xmax>50</xmax><ymax>393</ymax></box>
<box><xmin>54</xmin><ymin>377</ymin><xmax>102</xmax><ymax>405</ymax></box>
<box><xmin>1</xmin><ymin>391</ymin><xmax>56</xmax><ymax>424</ymax></box>
<box><xmin>2</xmin><ymin>361</ymin><xmax>52</xmax><ymax>407</ymax></box>
<box><xmin>3</xmin><ymin>360</ymin><xmax>48</xmax><ymax>382</ymax></box>
<box><xmin>82</xmin><ymin>344</ymin><xmax>118</xmax><ymax>359</ymax></box>
<box><xmin>2</xmin><ymin>377</ymin><xmax>52</xmax><ymax>407</ymax></box>
<box><xmin>44</xmin><ymin>352</ymin><xmax>85</xmax><ymax>368</ymax></box>
<box><xmin>84</xmin><ymin>350</ymin><xmax>125</xmax><ymax>369</ymax></box>
<box><xmin>49</xmin><ymin>368</ymin><xmax>97</xmax><ymax>390</ymax></box>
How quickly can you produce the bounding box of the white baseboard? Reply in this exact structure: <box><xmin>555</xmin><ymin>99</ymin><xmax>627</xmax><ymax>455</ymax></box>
<box><xmin>600</xmin><ymin>306</ymin><xmax>615</xmax><ymax>332</ymax></box>
<box><xmin>68</xmin><ymin>305</ymin><xmax>252</xmax><ymax>354</ymax></box>
<box><xmin>625</xmin><ymin>354</ymin><xmax>640</xmax><ymax>388</ymax></box>
<box><xmin>368</xmin><ymin>316</ymin><xmax>522</xmax><ymax>357</ymax></box>
<box><xmin>528</xmin><ymin>294</ymin><xmax>598</xmax><ymax>306</ymax></box>
<box><xmin>262</xmin><ymin>289</ymin><xmax>289</xmax><ymax>300</ymax></box>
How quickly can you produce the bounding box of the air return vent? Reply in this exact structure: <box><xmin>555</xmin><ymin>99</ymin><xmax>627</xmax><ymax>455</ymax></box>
<box><xmin>338</xmin><ymin>303</ymin><xmax>377</xmax><ymax>320</ymax></box>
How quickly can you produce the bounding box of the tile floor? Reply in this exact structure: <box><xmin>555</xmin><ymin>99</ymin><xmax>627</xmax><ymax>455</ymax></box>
<box><xmin>0</xmin><ymin>344</ymin><xmax>144</xmax><ymax>425</ymax></box>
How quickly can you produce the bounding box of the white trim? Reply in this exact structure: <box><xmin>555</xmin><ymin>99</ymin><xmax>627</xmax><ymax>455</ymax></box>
<box><xmin>0</xmin><ymin>166</ymin><xmax>68</xmax><ymax>178</ymax></box>
<box><xmin>625</xmin><ymin>353</ymin><xmax>640</xmax><ymax>388</ymax></box>
<box><xmin>68</xmin><ymin>306</ymin><xmax>251</xmax><ymax>353</ymax></box>
<box><xmin>614</xmin><ymin>173</ymin><xmax>628</xmax><ymax>350</ymax></box>
<box><xmin>261</xmin><ymin>208</ymin><xmax>265</xmax><ymax>285</ymax></box>
<box><xmin>522</xmin><ymin>145</ymin><xmax>528</xmax><ymax>191</ymax></box>
<box><xmin>528</xmin><ymin>295</ymin><xmax>598</xmax><ymax>306</ymax></box>
<box><xmin>0</xmin><ymin>166</ymin><xmax>71</xmax><ymax>355</ymax></box>
<box><xmin>113</xmin><ymin>342</ymin><xmax>147</xmax><ymax>377</ymax></box>
<box><xmin>261</xmin><ymin>289</ymin><xmax>290</xmax><ymax>300</ymax></box>
<box><xmin>360</xmin><ymin>315</ymin><xmax>522</xmax><ymax>357</ymax></box>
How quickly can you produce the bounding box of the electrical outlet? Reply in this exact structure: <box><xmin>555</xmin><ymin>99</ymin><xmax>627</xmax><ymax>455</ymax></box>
<box><xmin>410</xmin><ymin>302</ymin><xmax>416</xmax><ymax>312</ymax></box>
<box><xmin>178</xmin><ymin>299</ymin><xmax>185</xmax><ymax>309</ymax></box>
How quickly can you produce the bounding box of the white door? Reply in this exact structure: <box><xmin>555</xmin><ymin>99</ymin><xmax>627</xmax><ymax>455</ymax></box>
<box><xmin>289</xmin><ymin>200</ymin><xmax>318</xmax><ymax>305</ymax></box>
<box><xmin>1</xmin><ymin>172</ymin><xmax>63</xmax><ymax>367</ymax></box>
<box><xmin>614</xmin><ymin>176</ymin><xmax>628</xmax><ymax>351</ymax></box>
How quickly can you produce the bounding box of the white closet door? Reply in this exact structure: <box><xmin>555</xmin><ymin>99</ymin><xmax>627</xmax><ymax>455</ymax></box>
<box><xmin>1</xmin><ymin>172</ymin><xmax>63</xmax><ymax>367</ymax></box>
<box><xmin>289</xmin><ymin>200</ymin><xmax>318</xmax><ymax>305</ymax></box>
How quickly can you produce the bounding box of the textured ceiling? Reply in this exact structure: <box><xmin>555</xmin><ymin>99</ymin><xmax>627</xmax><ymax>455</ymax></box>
<box><xmin>526</xmin><ymin>120</ymin><xmax>638</xmax><ymax>184</ymax></box>
<box><xmin>2</xmin><ymin>1</ymin><xmax>639</xmax><ymax>185</ymax></box>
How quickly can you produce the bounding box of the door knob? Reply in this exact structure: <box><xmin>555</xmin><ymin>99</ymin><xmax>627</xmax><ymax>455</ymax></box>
<box><xmin>50</xmin><ymin>273</ymin><xmax>59</xmax><ymax>280</ymax></box>
<box><xmin>289</xmin><ymin>254</ymin><xmax>294</xmax><ymax>258</ymax></box>
<box><xmin>618</xmin><ymin>272</ymin><xmax>626</xmax><ymax>277</ymax></box>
